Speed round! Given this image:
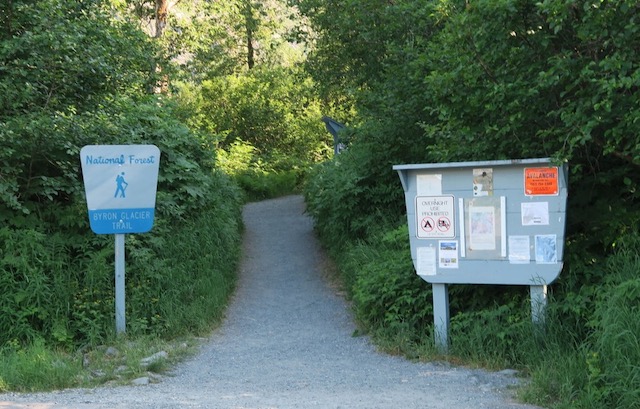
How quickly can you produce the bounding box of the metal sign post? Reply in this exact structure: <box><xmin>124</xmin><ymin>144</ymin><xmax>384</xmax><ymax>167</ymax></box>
<box><xmin>393</xmin><ymin>159</ymin><xmax>568</xmax><ymax>352</ymax></box>
<box><xmin>81</xmin><ymin>145</ymin><xmax>161</xmax><ymax>335</ymax></box>
<box><xmin>115</xmin><ymin>233</ymin><xmax>126</xmax><ymax>334</ymax></box>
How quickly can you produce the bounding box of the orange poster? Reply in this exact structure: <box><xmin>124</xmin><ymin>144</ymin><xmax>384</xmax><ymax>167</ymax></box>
<box><xmin>524</xmin><ymin>167</ymin><xmax>559</xmax><ymax>196</ymax></box>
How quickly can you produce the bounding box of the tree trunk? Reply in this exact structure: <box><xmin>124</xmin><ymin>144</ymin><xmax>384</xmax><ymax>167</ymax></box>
<box><xmin>153</xmin><ymin>0</ymin><xmax>169</xmax><ymax>93</ymax></box>
<box><xmin>243</xmin><ymin>0</ymin><xmax>256</xmax><ymax>69</ymax></box>
<box><xmin>155</xmin><ymin>0</ymin><xmax>168</xmax><ymax>39</ymax></box>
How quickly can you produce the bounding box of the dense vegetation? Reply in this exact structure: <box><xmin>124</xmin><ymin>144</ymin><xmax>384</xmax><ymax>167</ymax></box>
<box><xmin>178</xmin><ymin>65</ymin><xmax>330</xmax><ymax>200</ymax></box>
<box><xmin>0</xmin><ymin>0</ymin><xmax>330</xmax><ymax>391</ymax></box>
<box><xmin>2</xmin><ymin>0</ymin><xmax>639</xmax><ymax>407</ymax></box>
<box><xmin>0</xmin><ymin>0</ymin><xmax>245</xmax><ymax>347</ymax></box>
<box><xmin>297</xmin><ymin>1</ymin><xmax>640</xmax><ymax>408</ymax></box>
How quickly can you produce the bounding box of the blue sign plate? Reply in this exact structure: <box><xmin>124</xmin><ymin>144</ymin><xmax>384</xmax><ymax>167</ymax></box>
<box><xmin>88</xmin><ymin>208</ymin><xmax>156</xmax><ymax>234</ymax></box>
<box><xmin>81</xmin><ymin>145</ymin><xmax>160</xmax><ymax>234</ymax></box>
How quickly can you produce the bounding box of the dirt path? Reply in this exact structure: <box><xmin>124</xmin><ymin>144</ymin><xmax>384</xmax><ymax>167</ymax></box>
<box><xmin>1</xmin><ymin>196</ymin><xmax>543</xmax><ymax>409</ymax></box>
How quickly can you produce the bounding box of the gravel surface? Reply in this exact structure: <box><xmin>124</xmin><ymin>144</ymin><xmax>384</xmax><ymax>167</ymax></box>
<box><xmin>1</xmin><ymin>195</ymin><xmax>543</xmax><ymax>409</ymax></box>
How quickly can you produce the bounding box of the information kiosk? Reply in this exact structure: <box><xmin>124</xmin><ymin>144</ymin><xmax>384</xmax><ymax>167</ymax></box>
<box><xmin>393</xmin><ymin>158</ymin><xmax>568</xmax><ymax>350</ymax></box>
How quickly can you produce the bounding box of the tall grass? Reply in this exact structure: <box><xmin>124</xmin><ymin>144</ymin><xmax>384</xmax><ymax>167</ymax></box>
<box><xmin>589</xmin><ymin>279</ymin><xmax>640</xmax><ymax>408</ymax></box>
<box><xmin>0</xmin><ymin>171</ymin><xmax>243</xmax><ymax>391</ymax></box>
<box><xmin>129</xmin><ymin>203</ymin><xmax>243</xmax><ymax>336</ymax></box>
<box><xmin>307</xmin><ymin>185</ymin><xmax>640</xmax><ymax>409</ymax></box>
<box><xmin>0</xmin><ymin>340</ymin><xmax>79</xmax><ymax>392</ymax></box>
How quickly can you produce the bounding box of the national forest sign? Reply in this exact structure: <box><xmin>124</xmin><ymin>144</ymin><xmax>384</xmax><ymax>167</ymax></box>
<box><xmin>80</xmin><ymin>145</ymin><xmax>160</xmax><ymax>234</ymax></box>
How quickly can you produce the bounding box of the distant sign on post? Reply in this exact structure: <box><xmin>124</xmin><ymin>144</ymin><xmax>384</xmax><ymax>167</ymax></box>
<box><xmin>80</xmin><ymin>145</ymin><xmax>161</xmax><ymax>234</ymax></box>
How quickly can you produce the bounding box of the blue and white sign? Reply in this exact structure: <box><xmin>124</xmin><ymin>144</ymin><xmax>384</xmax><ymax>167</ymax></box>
<box><xmin>80</xmin><ymin>145</ymin><xmax>161</xmax><ymax>234</ymax></box>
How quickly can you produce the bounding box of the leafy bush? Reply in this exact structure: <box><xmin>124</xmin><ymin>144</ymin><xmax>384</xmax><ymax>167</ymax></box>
<box><xmin>583</xmin><ymin>240</ymin><xmax>640</xmax><ymax>409</ymax></box>
<box><xmin>126</xmin><ymin>172</ymin><xmax>243</xmax><ymax>337</ymax></box>
<box><xmin>301</xmin><ymin>1</ymin><xmax>640</xmax><ymax>406</ymax></box>
<box><xmin>0</xmin><ymin>0</ymin><xmax>244</xmax><ymax>349</ymax></box>
<box><xmin>304</xmin><ymin>138</ymin><xmax>407</xmax><ymax>248</ymax></box>
<box><xmin>177</xmin><ymin>65</ymin><xmax>331</xmax><ymax>199</ymax></box>
<box><xmin>216</xmin><ymin>140</ymin><xmax>305</xmax><ymax>200</ymax></box>
<box><xmin>0</xmin><ymin>0</ymin><xmax>158</xmax><ymax>230</ymax></box>
<box><xmin>350</xmin><ymin>226</ymin><xmax>432</xmax><ymax>340</ymax></box>
<box><xmin>185</xmin><ymin>66</ymin><xmax>331</xmax><ymax>166</ymax></box>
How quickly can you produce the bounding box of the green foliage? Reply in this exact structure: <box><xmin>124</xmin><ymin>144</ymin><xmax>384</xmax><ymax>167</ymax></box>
<box><xmin>519</xmin><ymin>341</ymin><xmax>591</xmax><ymax>409</ymax></box>
<box><xmin>0</xmin><ymin>335</ymin><xmax>199</xmax><ymax>391</ymax></box>
<box><xmin>521</xmin><ymin>236</ymin><xmax>640</xmax><ymax>409</ymax></box>
<box><xmin>195</xmin><ymin>66</ymin><xmax>330</xmax><ymax>165</ymax></box>
<box><xmin>126</xmin><ymin>174</ymin><xmax>243</xmax><ymax>337</ymax></box>
<box><xmin>292</xmin><ymin>0</ymin><xmax>434</xmax><ymax>103</ymax></box>
<box><xmin>215</xmin><ymin>140</ymin><xmax>305</xmax><ymax>200</ymax></box>
<box><xmin>176</xmin><ymin>64</ymin><xmax>331</xmax><ymax>199</ymax></box>
<box><xmin>301</xmin><ymin>1</ymin><xmax>640</xmax><ymax>407</ymax></box>
<box><xmin>0</xmin><ymin>167</ymin><xmax>243</xmax><ymax>347</ymax></box>
<box><xmin>0</xmin><ymin>339</ymin><xmax>79</xmax><ymax>392</ymax></box>
<box><xmin>0</xmin><ymin>0</ymin><xmax>159</xmax><ymax>226</ymax></box>
<box><xmin>0</xmin><ymin>0</ymin><xmax>156</xmax><ymax>113</ymax></box>
<box><xmin>536</xmin><ymin>0</ymin><xmax>640</xmax><ymax>166</ymax></box>
<box><xmin>449</xmin><ymin>304</ymin><xmax>534</xmax><ymax>369</ymax></box>
<box><xmin>582</xmin><ymin>240</ymin><xmax>640</xmax><ymax>409</ymax></box>
<box><xmin>234</xmin><ymin>169</ymin><xmax>302</xmax><ymax>201</ymax></box>
<box><xmin>304</xmin><ymin>137</ymin><xmax>407</xmax><ymax>249</ymax></box>
<box><xmin>349</xmin><ymin>227</ymin><xmax>433</xmax><ymax>344</ymax></box>
<box><xmin>0</xmin><ymin>0</ymin><xmax>244</xmax><ymax>352</ymax></box>
<box><xmin>156</xmin><ymin>0</ymin><xmax>307</xmax><ymax>79</ymax></box>
<box><xmin>0</xmin><ymin>229</ymin><xmax>63</xmax><ymax>344</ymax></box>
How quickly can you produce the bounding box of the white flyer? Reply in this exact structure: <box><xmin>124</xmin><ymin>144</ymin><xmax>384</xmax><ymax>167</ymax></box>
<box><xmin>416</xmin><ymin>246</ymin><xmax>437</xmax><ymax>276</ymax></box>
<box><xmin>508</xmin><ymin>235</ymin><xmax>531</xmax><ymax>264</ymax></box>
<box><xmin>522</xmin><ymin>202</ymin><xmax>549</xmax><ymax>226</ymax></box>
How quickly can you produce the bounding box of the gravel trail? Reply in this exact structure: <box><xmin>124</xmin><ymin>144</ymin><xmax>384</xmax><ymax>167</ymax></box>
<box><xmin>1</xmin><ymin>195</ymin><xmax>543</xmax><ymax>409</ymax></box>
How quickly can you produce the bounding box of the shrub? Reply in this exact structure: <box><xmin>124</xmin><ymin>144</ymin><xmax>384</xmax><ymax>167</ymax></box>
<box><xmin>127</xmin><ymin>172</ymin><xmax>243</xmax><ymax>337</ymax></box>
<box><xmin>304</xmin><ymin>140</ymin><xmax>406</xmax><ymax>249</ymax></box>
<box><xmin>0</xmin><ymin>339</ymin><xmax>79</xmax><ymax>392</ymax></box>
<box><xmin>217</xmin><ymin>140</ymin><xmax>305</xmax><ymax>200</ymax></box>
<box><xmin>185</xmin><ymin>66</ymin><xmax>331</xmax><ymax>168</ymax></box>
<box><xmin>333</xmin><ymin>226</ymin><xmax>431</xmax><ymax>355</ymax></box>
<box><xmin>0</xmin><ymin>229</ymin><xmax>60</xmax><ymax>344</ymax></box>
<box><xmin>586</xmin><ymin>241</ymin><xmax>640</xmax><ymax>408</ymax></box>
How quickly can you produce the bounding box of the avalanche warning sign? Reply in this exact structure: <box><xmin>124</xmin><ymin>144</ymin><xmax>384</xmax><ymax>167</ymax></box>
<box><xmin>524</xmin><ymin>167</ymin><xmax>559</xmax><ymax>196</ymax></box>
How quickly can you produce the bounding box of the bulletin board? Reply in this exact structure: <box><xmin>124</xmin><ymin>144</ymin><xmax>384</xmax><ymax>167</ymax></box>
<box><xmin>393</xmin><ymin>159</ymin><xmax>568</xmax><ymax>286</ymax></box>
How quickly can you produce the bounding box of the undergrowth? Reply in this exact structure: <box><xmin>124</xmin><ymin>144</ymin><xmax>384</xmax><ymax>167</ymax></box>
<box><xmin>315</xmin><ymin>224</ymin><xmax>640</xmax><ymax>409</ymax></box>
<box><xmin>0</xmin><ymin>336</ymin><xmax>199</xmax><ymax>392</ymax></box>
<box><xmin>305</xmin><ymin>155</ymin><xmax>640</xmax><ymax>409</ymax></box>
<box><xmin>0</xmin><ymin>172</ymin><xmax>243</xmax><ymax>391</ymax></box>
